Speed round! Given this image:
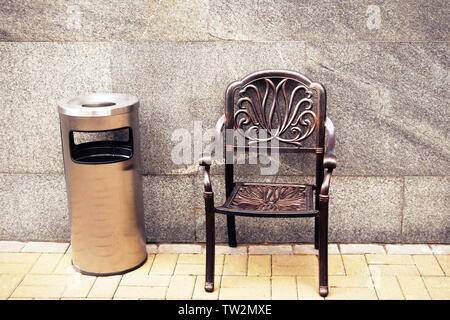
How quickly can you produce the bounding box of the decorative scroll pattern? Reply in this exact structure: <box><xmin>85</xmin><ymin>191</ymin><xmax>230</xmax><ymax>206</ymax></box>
<box><xmin>234</xmin><ymin>78</ymin><xmax>317</xmax><ymax>146</ymax></box>
<box><xmin>229</xmin><ymin>184</ymin><xmax>307</xmax><ymax>212</ymax></box>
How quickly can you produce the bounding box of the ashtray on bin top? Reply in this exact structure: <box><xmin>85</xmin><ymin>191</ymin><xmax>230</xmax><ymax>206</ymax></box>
<box><xmin>58</xmin><ymin>93</ymin><xmax>147</xmax><ymax>276</ymax></box>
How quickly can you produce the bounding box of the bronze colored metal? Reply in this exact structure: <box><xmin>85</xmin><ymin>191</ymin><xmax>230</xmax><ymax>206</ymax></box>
<box><xmin>199</xmin><ymin>70</ymin><xmax>336</xmax><ymax>297</ymax></box>
<box><xmin>217</xmin><ymin>182</ymin><xmax>316</xmax><ymax>218</ymax></box>
<box><xmin>234</xmin><ymin>78</ymin><xmax>316</xmax><ymax>147</ymax></box>
<box><xmin>229</xmin><ymin>183</ymin><xmax>309</xmax><ymax>211</ymax></box>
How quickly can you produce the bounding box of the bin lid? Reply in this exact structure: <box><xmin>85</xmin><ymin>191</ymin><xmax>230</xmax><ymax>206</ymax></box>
<box><xmin>58</xmin><ymin>93</ymin><xmax>139</xmax><ymax>117</ymax></box>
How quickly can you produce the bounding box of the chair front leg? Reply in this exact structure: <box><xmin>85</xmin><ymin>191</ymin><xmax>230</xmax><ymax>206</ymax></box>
<box><xmin>204</xmin><ymin>190</ymin><xmax>215</xmax><ymax>292</ymax></box>
<box><xmin>318</xmin><ymin>194</ymin><xmax>329</xmax><ymax>297</ymax></box>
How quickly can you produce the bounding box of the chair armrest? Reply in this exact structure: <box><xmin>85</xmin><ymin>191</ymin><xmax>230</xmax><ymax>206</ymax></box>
<box><xmin>202</xmin><ymin>165</ymin><xmax>213</xmax><ymax>193</ymax></box>
<box><xmin>323</xmin><ymin>117</ymin><xmax>336</xmax><ymax>169</ymax></box>
<box><xmin>320</xmin><ymin>117</ymin><xmax>336</xmax><ymax>197</ymax></box>
<box><xmin>199</xmin><ymin>115</ymin><xmax>225</xmax><ymax>167</ymax></box>
<box><xmin>199</xmin><ymin>115</ymin><xmax>225</xmax><ymax>193</ymax></box>
<box><xmin>320</xmin><ymin>168</ymin><xmax>333</xmax><ymax>197</ymax></box>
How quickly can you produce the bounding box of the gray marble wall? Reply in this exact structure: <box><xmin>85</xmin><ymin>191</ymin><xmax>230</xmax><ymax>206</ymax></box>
<box><xmin>0</xmin><ymin>1</ymin><xmax>448</xmax><ymax>243</ymax></box>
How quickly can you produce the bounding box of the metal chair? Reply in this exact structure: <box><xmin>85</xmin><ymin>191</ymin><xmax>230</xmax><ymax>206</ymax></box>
<box><xmin>199</xmin><ymin>70</ymin><xmax>336</xmax><ymax>297</ymax></box>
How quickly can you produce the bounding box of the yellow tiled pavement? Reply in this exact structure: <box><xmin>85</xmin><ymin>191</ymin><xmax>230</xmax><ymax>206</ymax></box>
<box><xmin>0</xmin><ymin>243</ymin><xmax>449</xmax><ymax>300</ymax></box>
<box><xmin>272</xmin><ymin>276</ymin><xmax>297</xmax><ymax>300</ymax></box>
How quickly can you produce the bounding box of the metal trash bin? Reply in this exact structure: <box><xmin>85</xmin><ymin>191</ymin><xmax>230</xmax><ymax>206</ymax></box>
<box><xmin>58</xmin><ymin>93</ymin><xmax>147</xmax><ymax>276</ymax></box>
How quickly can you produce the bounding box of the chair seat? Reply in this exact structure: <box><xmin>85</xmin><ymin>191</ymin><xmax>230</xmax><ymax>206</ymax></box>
<box><xmin>216</xmin><ymin>182</ymin><xmax>318</xmax><ymax>218</ymax></box>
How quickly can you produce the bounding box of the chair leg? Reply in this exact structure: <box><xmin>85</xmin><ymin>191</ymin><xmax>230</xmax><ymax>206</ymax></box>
<box><xmin>226</xmin><ymin>215</ymin><xmax>237</xmax><ymax>247</ymax></box>
<box><xmin>318</xmin><ymin>196</ymin><xmax>329</xmax><ymax>297</ymax></box>
<box><xmin>314</xmin><ymin>217</ymin><xmax>319</xmax><ymax>249</ymax></box>
<box><xmin>204</xmin><ymin>192</ymin><xmax>215</xmax><ymax>292</ymax></box>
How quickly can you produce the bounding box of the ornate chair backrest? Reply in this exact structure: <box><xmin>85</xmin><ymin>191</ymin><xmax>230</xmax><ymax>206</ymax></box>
<box><xmin>224</xmin><ymin>70</ymin><xmax>327</xmax><ymax>195</ymax></box>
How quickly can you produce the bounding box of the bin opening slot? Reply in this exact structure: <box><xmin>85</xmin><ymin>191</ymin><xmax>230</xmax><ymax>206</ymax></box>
<box><xmin>81</xmin><ymin>102</ymin><xmax>116</xmax><ymax>108</ymax></box>
<box><xmin>69</xmin><ymin>127</ymin><xmax>133</xmax><ymax>164</ymax></box>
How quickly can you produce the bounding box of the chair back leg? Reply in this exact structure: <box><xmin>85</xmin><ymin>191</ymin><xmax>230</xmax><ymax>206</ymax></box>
<box><xmin>314</xmin><ymin>217</ymin><xmax>319</xmax><ymax>249</ymax></box>
<box><xmin>226</xmin><ymin>215</ymin><xmax>237</xmax><ymax>247</ymax></box>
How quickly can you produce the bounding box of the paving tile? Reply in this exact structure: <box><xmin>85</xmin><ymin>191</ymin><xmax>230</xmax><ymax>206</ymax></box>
<box><xmin>220</xmin><ymin>276</ymin><xmax>271</xmax><ymax>300</ymax></box>
<box><xmin>158</xmin><ymin>244</ymin><xmax>202</xmax><ymax>254</ymax></box>
<box><xmin>248</xmin><ymin>245</ymin><xmax>292</xmax><ymax>255</ymax></box>
<box><xmin>327</xmin><ymin>244</ymin><xmax>340</xmax><ymax>255</ymax></box>
<box><xmin>272</xmin><ymin>255</ymin><xmax>318</xmax><ymax>276</ymax></box>
<box><xmin>0</xmin><ymin>252</ymin><xmax>40</xmax><ymax>264</ymax></box>
<box><xmin>293</xmin><ymin>244</ymin><xmax>317</xmax><ymax>255</ymax></box>
<box><xmin>0</xmin><ymin>242</ymin><xmax>448</xmax><ymax>301</ymax></box>
<box><xmin>385</xmin><ymin>244</ymin><xmax>432</xmax><ymax>255</ymax></box>
<box><xmin>120</xmin><ymin>274</ymin><xmax>171</xmax><ymax>287</ymax></box>
<box><xmin>329</xmin><ymin>275</ymin><xmax>373</xmax><ymax>288</ymax></box>
<box><xmin>397</xmin><ymin>276</ymin><xmax>431</xmax><ymax>300</ymax></box>
<box><xmin>176</xmin><ymin>263</ymin><xmax>224</xmax><ymax>276</ymax></box>
<box><xmin>219</xmin><ymin>287</ymin><xmax>271</xmax><ymax>300</ymax></box>
<box><xmin>176</xmin><ymin>254</ymin><xmax>205</xmax><ymax>265</ymax></box>
<box><xmin>0</xmin><ymin>263</ymin><xmax>35</xmax><ymax>274</ymax></box>
<box><xmin>326</xmin><ymin>287</ymin><xmax>378</xmax><ymax>300</ymax></box>
<box><xmin>247</xmin><ymin>255</ymin><xmax>271</xmax><ymax>276</ymax></box>
<box><xmin>114</xmin><ymin>286</ymin><xmax>167</xmax><ymax>300</ymax></box>
<box><xmin>0</xmin><ymin>274</ymin><xmax>24</xmax><ymax>298</ymax></box>
<box><xmin>369</xmin><ymin>265</ymin><xmax>420</xmax><ymax>277</ymax></box>
<box><xmin>174</xmin><ymin>254</ymin><xmax>224</xmax><ymax>276</ymax></box>
<box><xmin>192</xmin><ymin>275</ymin><xmax>221</xmax><ymax>300</ymax></box>
<box><xmin>177</xmin><ymin>254</ymin><xmax>224</xmax><ymax>265</ymax></box>
<box><xmin>427</xmin><ymin>288</ymin><xmax>450</xmax><ymax>300</ymax></box>
<box><xmin>0</xmin><ymin>241</ymin><xmax>25</xmax><ymax>252</ymax></box>
<box><xmin>221</xmin><ymin>276</ymin><xmax>271</xmax><ymax>290</ymax></box>
<box><xmin>0</xmin><ymin>255</ymin><xmax>42</xmax><ymax>275</ymax></box>
<box><xmin>149</xmin><ymin>254</ymin><xmax>178</xmax><ymax>275</ymax></box>
<box><xmin>203</xmin><ymin>244</ymin><xmax>247</xmax><ymax>255</ymax></box>
<box><xmin>366</xmin><ymin>254</ymin><xmax>415</xmax><ymax>265</ymax></box>
<box><xmin>87</xmin><ymin>276</ymin><xmax>122</xmax><ymax>299</ymax></box>
<box><xmin>296</xmin><ymin>276</ymin><xmax>323</xmax><ymax>300</ymax></box>
<box><xmin>435</xmin><ymin>255</ymin><xmax>450</xmax><ymax>275</ymax></box>
<box><xmin>340</xmin><ymin>244</ymin><xmax>386</xmax><ymax>254</ymax></box>
<box><xmin>21</xmin><ymin>242</ymin><xmax>69</xmax><ymax>253</ymax></box>
<box><xmin>62</xmin><ymin>275</ymin><xmax>96</xmax><ymax>298</ymax></box>
<box><xmin>11</xmin><ymin>285</ymin><xmax>65</xmax><ymax>299</ymax></box>
<box><xmin>222</xmin><ymin>255</ymin><xmax>247</xmax><ymax>276</ymax></box>
<box><xmin>422</xmin><ymin>276</ymin><xmax>450</xmax><ymax>289</ymax></box>
<box><xmin>272</xmin><ymin>276</ymin><xmax>297</xmax><ymax>300</ymax></box>
<box><xmin>52</xmin><ymin>254</ymin><xmax>77</xmax><ymax>275</ymax></box>
<box><xmin>430</xmin><ymin>245</ymin><xmax>450</xmax><ymax>255</ymax></box>
<box><xmin>341</xmin><ymin>255</ymin><xmax>370</xmax><ymax>276</ymax></box>
<box><xmin>329</xmin><ymin>255</ymin><xmax>346</xmax><ymax>276</ymax></box>
<box><xmin>413</xmin><ymin>255</ymin><xmax>445</xmax><ymax>276</ymax></box>
<box><xmin>29</xmin><ymin>254</ymin><xmax>63</xmax><ymax>274</ymax></box>
<box><xmin>146</xmin><ymin>244</ymin><xmax>158</xmax><ymax>254</ymax></box>
<box><xmin>125</xmin><ymin>254</ymin><xmax>155</xmax><ymax>276</ymax></box>
<box><xmin>21</xmin><ymin>274</ymin><xmax>70</xmax><ymax>286</ymax></box>
<box><xmin>372</xmin><ymin>276</ymin><xmax>404</xmax><ymax>300</ymax></box>
<box><xmin>293</xmin><ymin>244</ymin><xmax>340</xmax><ymax>255</ymax></box>
<box><xmin>175</xmin><ymin>264</ymin><xmax>208</xmax><ymax>276</ymax></box>
<box><xmin>166</xmin><ymin>275</ymin><xmax>196</xmax><ymax>300</ymax></box>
